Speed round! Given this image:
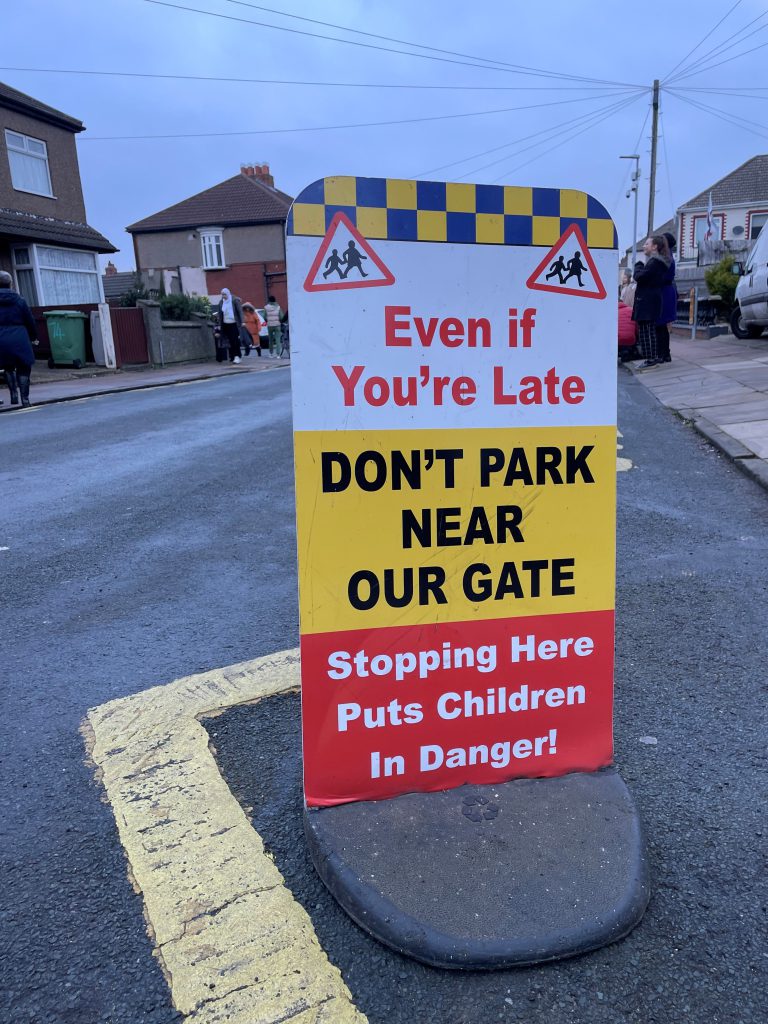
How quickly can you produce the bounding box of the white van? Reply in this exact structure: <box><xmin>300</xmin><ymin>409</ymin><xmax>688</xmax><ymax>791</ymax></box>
<box><xmin>732</xmin><ymin>222</ymin><xmax>768</xmax><ymax>338</ymax></box>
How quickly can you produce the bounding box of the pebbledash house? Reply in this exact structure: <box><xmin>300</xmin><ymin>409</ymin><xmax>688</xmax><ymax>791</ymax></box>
<box><xmin>624</xmin><ymin>154</ymin><xmax>768</xmax><ymax>295</ymax></box>
<box><xmin>126</xmin><ymin>164</ymin><xmax>292</xmax><ymax>311</ymax></box>
<box><xmin>675</xmin><ymin>154</ymin><xmax>768</xmax><ymax>279</ymax></box>
<box><xmin>0</xmin><ymin>81</ymin><xmax>116</xmax><ymax>308</ymax></box>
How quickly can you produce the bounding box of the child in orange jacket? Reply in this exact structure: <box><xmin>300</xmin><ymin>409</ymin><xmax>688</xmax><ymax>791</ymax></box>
<box><xmin>241</xmin><ymin>302</ymin><xmax>264</xmax><ymax>357</ymax></box>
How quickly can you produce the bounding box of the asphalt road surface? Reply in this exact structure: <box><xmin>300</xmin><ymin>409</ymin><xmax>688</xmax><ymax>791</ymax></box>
<box><xmin>1</xmin><ymin>370</ymin><xmax>297</xmax><ymax>1024</ymax></box>
<box><xmin>2</xmin><ymin>368</ymin><xmax>766</xmax><ymax>1023</ymax></box>
<box><xmin>208</xmin><ymin>373</ymin><xmax>767</xmax><ymax>1024</ymax></box>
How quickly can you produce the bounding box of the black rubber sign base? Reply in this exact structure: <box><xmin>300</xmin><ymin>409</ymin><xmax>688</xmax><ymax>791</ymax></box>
<box><xmin>304</xmin><ymin>768</ymin><xmax>649</xmax><ymax>968</ymax></box>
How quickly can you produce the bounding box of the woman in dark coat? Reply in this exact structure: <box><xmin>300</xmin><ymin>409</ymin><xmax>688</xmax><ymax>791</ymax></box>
<box><xmin>656</xmin><ymin>232</ymin><xmax>677</xmax><ymax>363</ymax></box>
<box><xmin>0</xmin><ymin>270</ymin><xmax>37</xmax><ymax>407</ymax></box>
<box><xmin>632</xmin><ymin>235</ymin><xmax>672</xmax><ymax>368</ymax></box>
<box><xmin>215</xmin><ymin>288</ymin><xmax>244</xmax><ymax>364</ymax></box>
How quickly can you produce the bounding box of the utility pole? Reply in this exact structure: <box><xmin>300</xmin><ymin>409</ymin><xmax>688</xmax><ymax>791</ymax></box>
<box><xmin>620</xmin><ymin>154</ymin><xmax>641</xmax><ymax>268</ymax></box>
<box><xmin>647</xmin><ymin>79</ymin><xmax>660</xmax><ymax>237</ymax></box>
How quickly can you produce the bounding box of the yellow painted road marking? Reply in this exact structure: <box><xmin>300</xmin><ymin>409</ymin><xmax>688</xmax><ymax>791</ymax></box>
<box><xmin>84</xmin><ymin>651</ymin><xmax>366</xmax><ymax>1024</ymax></box>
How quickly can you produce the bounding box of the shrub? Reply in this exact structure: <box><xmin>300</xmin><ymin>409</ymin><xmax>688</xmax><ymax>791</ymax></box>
<box><xmin>704</xmin><ymin>257</ymin><xmax>739</xmax><ymax>309</ymax></box>
<box><xmin>119</xmin><ymin>280</ymin><xmax>148</xmax><ymax>307</ymax></box>
<box><xmin>159</xmin><ymin>293</ymin><xmax>212</xmax><ymax>321</ymax></box>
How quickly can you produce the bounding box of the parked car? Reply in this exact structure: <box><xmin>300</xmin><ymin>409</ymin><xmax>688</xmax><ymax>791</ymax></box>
<box><xmin>732</xmin><ymin>222</ymin><xmax>768</xmax><ymax>339</ymax></box>
<box><xmin>618</xmin><ymin>301</ymin><xmax>639</xmax><ymax>361</ymax></box>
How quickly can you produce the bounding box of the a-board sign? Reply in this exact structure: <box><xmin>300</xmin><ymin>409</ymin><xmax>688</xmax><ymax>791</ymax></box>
<box><xmin>287</xmin><ymin>177</ymin><xmax>618</xmax><ymax>807</ymax></box>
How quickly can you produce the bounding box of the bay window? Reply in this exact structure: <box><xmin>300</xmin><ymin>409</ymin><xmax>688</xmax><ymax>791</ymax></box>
<box><xmin>12</xmin><ymin>244</ymin><xmax>102</xmax><ymax>306</ymax></box>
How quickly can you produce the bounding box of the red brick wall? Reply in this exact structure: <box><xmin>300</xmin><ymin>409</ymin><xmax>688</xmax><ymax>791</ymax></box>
<box><xmin>206</xmin><ymin>261</ymin><xmax>288</xmax><ymax>311</ymax></box>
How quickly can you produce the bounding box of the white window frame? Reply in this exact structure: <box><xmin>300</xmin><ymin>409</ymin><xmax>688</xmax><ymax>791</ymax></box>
<box><xmin>747</xmin><ymin>210</ymin><xmax>768</xmax><ymax>241</ymax></box>
<box><xmin>11</xmin><ymin>245</ymin><xmax>39</xmax><ymax>305</ymax></box>
<box><xmin>199</xmin><ymin>227</ymin><xmax>226</xmax><ymax>270</ymax></box>
<box><xmin>12</xmin><ymin>244</ymin><xmax>104</xmax><ymax>305</ymax></box>
<box><xmin>5</xmin><ymin>129</ymin><xmax>54</xmax><ymax>198</ymax></box>
<box><xmin>693</xmin><ymin>213</ymin><xmax>724</xmax><ymax>246</ymax></box>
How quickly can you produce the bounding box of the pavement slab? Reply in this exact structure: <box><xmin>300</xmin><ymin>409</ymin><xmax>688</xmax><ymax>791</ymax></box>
<box><xmin>627</xmin><ymin>330</ymin><xmax>768</xmax><ymax>483</ymax></box>
<box><xmin>0</xmin><ymin>356</ymin><xmax>289</xmax><ymax>411</ymax></box>
<box><xmin>717</xmin><ymin>419</ymin><xmax>768</xmax><ymax>458</ymax></box>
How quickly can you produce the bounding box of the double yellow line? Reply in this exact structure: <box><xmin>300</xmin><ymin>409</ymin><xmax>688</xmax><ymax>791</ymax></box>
<box><xmin>85</xmin><ymin>651</ymin><xmax>366</xmax><ymax>1024</ymax></box>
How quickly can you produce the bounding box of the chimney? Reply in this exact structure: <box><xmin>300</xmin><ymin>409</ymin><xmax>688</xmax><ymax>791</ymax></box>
<box><xmin>240</xmin><ymin>162</ymin><xmax>275</xmax><ymax>188</ymax></box>
<box><xmin>105</xmin><ymin>260</ymin><xmax>118</xmax><ymax>276</ymax></box>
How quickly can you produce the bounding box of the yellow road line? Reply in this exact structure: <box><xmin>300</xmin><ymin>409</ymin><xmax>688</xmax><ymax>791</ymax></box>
<box><xmin>85</xmin><ymin>651</ymin><xmax>366</xmax><ymax>1024</ymax></box>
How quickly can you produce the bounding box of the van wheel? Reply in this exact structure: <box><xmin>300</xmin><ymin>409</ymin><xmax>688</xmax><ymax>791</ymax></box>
<box><xmin>730</xmin><ymin>307</ymin><xmax>763</xmax><ymax>339</ymax></box>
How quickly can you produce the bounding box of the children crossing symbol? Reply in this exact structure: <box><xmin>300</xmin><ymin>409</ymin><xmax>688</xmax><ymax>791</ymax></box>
<box><xmin>303</xmin><ymin>212</ymin><xmax>395</xmax><ymax>292</ymax></box>
<box><xmin>527</xmin><ymin>224</ymin><xmax>606</xmax><ymax>299</ymax></box>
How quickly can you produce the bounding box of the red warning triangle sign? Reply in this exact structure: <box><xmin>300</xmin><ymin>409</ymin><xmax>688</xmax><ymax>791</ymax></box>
<box><xmin>303</xmin><ymin>212</ymin><xmax>395</xmax><ymax>292</ymax></box>
<box><xmin>526</xmin><ymin>223</ymin><xmax>606</xmax><ymax>300</ymax></box>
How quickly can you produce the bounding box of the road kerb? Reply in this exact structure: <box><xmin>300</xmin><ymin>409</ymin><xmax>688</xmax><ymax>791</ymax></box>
<box><xmin>85</xmin><ymin>651</ymin><xmax>367</xmax><ymax>1024</ymax></box>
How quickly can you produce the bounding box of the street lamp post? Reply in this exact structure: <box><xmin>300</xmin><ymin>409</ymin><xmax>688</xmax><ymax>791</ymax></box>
<box><xmin>620</xmin><ymin>154</ymin><xmax>641</xmax><ymax>271</ymax></box>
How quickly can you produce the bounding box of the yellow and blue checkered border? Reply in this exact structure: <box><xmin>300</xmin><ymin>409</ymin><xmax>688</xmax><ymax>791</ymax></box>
<box><xmin>288</xmin><ymin>176</ymin><xmax>617</xmax><ymax>249</ymax></box>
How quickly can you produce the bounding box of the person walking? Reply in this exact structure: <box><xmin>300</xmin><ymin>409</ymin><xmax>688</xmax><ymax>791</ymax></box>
<box><xmin>263</xmin><ymin>295</ymin><xmax>283</xmax><ymax>358</ymax></box>
<box><xmin>216</xmin><ymin>288</ymin><xmax>244</xmax><ymax>364</ymax></box>
<box><xmin>656</xmin><ymin>232</ymin><xmax>677</xmax><ymax>363</ymax></box>
<box><xmin>632</xmin><ymin>235</ymin><xmax>672</xmax><ymax>368</ymax></box>
<box><xmin>0</xmin><ymin>270</ymin><xmax>37</xmax><ymax>408</ymax></box>
<box><xmin>241</xmin><ymin>302</ymin><xmax>263</xmax><ymax>357</ymax></box>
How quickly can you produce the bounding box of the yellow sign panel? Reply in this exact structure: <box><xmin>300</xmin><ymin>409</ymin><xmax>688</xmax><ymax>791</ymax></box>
<box><xmin>295</xmin><ymin>425</ymin><xmax>615</xmax><ymax>634</ymax></box>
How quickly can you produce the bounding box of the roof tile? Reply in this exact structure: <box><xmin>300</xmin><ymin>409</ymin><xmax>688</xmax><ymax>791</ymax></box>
<box><xmin>679</xmin><ymin>154</ymin><xmax>768</xmax><ymax>210</ymax></box>
<box><xmin>0</xmin><ymin>80</ymin><xmax>83</xmax><ymax>132</ymax></box>
<box><xmin>127</xmin><ymin>173</ymin><xmax>293</xmax><ymax>233</ymax></box>
<box><xmin>0</xmin><ymin>208</ymin><xmax>117</xmax><ymax>252</ymax></box>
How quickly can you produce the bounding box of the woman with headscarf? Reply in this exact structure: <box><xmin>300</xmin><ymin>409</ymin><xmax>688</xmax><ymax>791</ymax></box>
<box><xmin>632</xmin><ymin>235</ymin><xmax>672</xmax><ymax>368</ymax></box>
<box><xmin>0</xmin><ymin>270</ymin><xmax>37</xmax><ymax>407</ymax></box>
<box><xmin>656</xmin><ymin>232</ymin><xmax>677</xmax><ymax>364</ymax></box>
<box><xmin>216</xmin><ymin>288</ymin><xmax>244</xmax><ymax>364</ymax></box>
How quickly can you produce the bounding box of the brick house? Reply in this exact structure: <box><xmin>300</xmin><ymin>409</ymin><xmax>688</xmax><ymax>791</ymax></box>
<box><xmin>126</xmin><ymin>164</ymin><xmax>292</xmax><ymax>310</ymax></box>
<box><xmin>0</xmin><ymin>80</ymin><xmax>116</xmax><ymax>305</ymax></box>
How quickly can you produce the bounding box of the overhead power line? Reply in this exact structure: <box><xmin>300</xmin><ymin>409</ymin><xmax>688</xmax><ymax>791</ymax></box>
<box><xmin>667</xmin><ymin>36</ymin><xmax>768</xmax><ymax>84</ymax></box>
<box><xmin>217</xmin><ymin>0</ymin><xmax>633</xmax><ymax>86</ymax></box>
<box><xmin>662</xmin><ymin>0</ymin><xmax>744</xmax><ymax>82</ymax></box>
<box><xmin>609</xmin><ymin>103</ymin><xmax>651</xmax><ymax>213</ymax></box>
<box><xmin>674</xmin><ymin>88</ymin><xmax>768</xmax><ymax>101</ymax></box>
<box><xmin>454</xmin><ymin>95</ymin><xmax>642</xmax><ymax>181</ymax></box>
<box><xmin>0</xmin><ymin>65</ymin><xmax>641</xmax><ymax>93</ymax></box>
<box><xmin>415</xmin><ymin>92</ymin><xmax>643</xmax><ymax>178</ymax></box>
<box><xmin>141</xmin><ymin>0</ymin><xmax>644</xmax><ymax>88</ymax></box>
<box><xmin>489</xmin><ymin>94</ymin><xmax>643</xmax><ymax>184</ymax></box>
<box><xmin>665</xmin><ymin>9</ymin><xmax>768</xmax><ymax>84</ymax></box>
<box><xmin>413</xmin><ymin>90</ymin><xmax>650</xmax><ymax>177</ymax></box>
<box><xmin>668</xmin><ymin>91</ymin><xmax>768</xmax><ymax>141</ymax></box>
<box><xmin>659</xmin><ymin>112</ymin><xmax>676</xmax><ymax>215</ymax></box>
<box><xmin>676</xmin><ymin>85</ymin><xmax>768</xmax><ymax>92</ymax></box>
<box><xmin>81</xmin><ymin>91</ymin><xmax>639</xmax><ymax>141</ymax></box>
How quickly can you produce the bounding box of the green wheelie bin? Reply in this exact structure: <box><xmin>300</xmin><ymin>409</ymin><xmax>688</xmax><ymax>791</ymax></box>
<box><xmin>44</xmin><ymin>310</ymin><xmax>88</xmax><ymax>368</ymax></box>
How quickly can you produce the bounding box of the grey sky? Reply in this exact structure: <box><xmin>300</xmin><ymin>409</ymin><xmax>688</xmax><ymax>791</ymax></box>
<box><xmin>5</xmin><ymin>0</ymin><xmax>767</xmax><ymax>269</ymax></box>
